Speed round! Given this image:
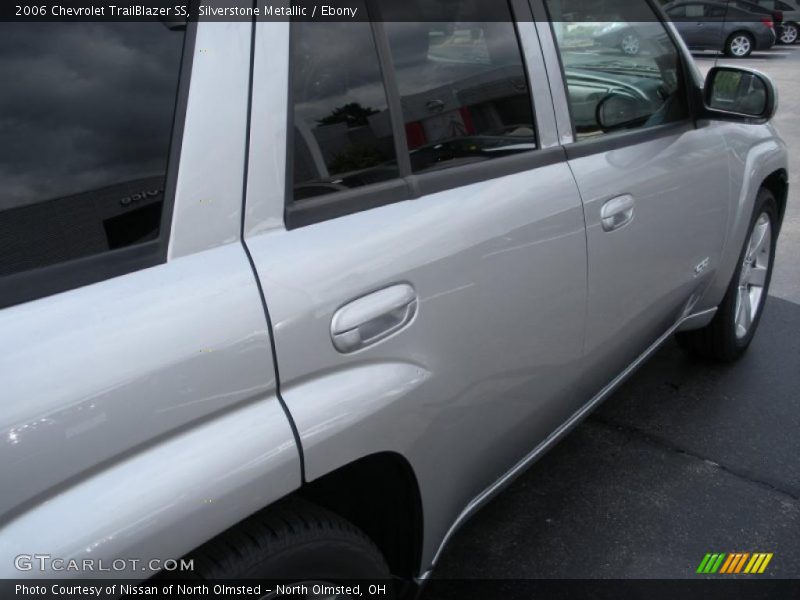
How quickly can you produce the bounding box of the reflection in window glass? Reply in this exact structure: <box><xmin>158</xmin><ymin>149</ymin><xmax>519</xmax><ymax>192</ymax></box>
<box><xmin>686</xmin><ymin>4</ymin><xmax>706</xmax><ymax>18</ymax></box>
<box><xmin>385</xmin><ymin>0</ymin><xmax>537</xmax><ymax>174</ymax></box>
<box><xmin>0</xmin><ymin>23</ymin><xmax>185</xmax><ymax>277</ymax></box>
<box><xmin>545</xmin><ymin>0</ymin><xmax>688</xmax><ymax>139</ymax></box>
<box><xmin>291</xmin><ymin>16</ymin><xmax>398</xmax><ymax>202</ymax></box>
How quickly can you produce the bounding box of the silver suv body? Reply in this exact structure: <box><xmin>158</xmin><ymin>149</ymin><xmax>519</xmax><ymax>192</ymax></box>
<box><xmin>0</xmin><ymin>0</ymin><xmax>789</xmax><ymax>587</ymax></box>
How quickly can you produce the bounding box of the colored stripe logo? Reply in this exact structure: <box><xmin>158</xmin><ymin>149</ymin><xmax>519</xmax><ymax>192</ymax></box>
<box><xmin>697</xmin><ymin>552</ymin><xmax>773</xmax><ymax>574</ymax></box>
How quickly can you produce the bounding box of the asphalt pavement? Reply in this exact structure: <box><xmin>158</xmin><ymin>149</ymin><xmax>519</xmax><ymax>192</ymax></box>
<box><xmin>423</xmin><ymin>46</ymin><xmax>800</xmax><ymax>587</ymax></box>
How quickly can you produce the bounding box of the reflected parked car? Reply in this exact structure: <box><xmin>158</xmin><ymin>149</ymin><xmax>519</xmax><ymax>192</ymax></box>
<box><xmin>593</xmin><ymin>22</ymin><xmax>681</xmax><ymax>56</ymax></box>
<box><xmin>664</xmin><ymin>0</ymin><xmax>777</xmax><ymax>56</ymax></box>
<box><xmin>593</xmin><ymin>22</ymin><xmax>649</xmax><ymax>55</ymax></box>
<box><xmin>731</xmin><ymin>0</ymin><xmax>785</xmax><ymax>32</ymax></box>
<box><xmin>745</xmin><ymin>0</ymin><xmax>800</xmax><ymax>44</ymax></box>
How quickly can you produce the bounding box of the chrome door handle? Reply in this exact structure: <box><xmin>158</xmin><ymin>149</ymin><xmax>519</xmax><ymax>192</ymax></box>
<box><xmin>600</xmin><ymin>194</ymin><xmax>635</xmax><ymax>232</ymax></box>
<box><xmin>331</xmin><ymin>284</ymin><xmax>418</xmax><ymax>353</ymax></box>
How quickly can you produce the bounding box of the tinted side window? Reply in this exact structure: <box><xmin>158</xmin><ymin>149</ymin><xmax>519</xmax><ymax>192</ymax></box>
<box><xmin>707</xmin><ymin>5</ymin><xmax>729</xmax><ymax>18</ymax></box>
<box><xmin>666</xmin><ymin>5</ymin><xmax>706</xmax><ymax>18</ymax></box>
<box><xmin>686</xmin><ymin>4</ymin><xmax>707</xmax><ymax>17</ymax></box>
<box><xmin>385</xmin><ymin>0</ymin><xmax>537</xmax><ymax>174</ymax></box>
<box><xmin>545</xmin><ymin>0</ymin><xmax>689</xmax><ymax>139</ymax></box>
<box><xmin>0</xmin><ymin>23</ymin><xmax>185</xmax><ymax>278</ymax></box>
<box><xmin>291</xmin><ymin>15</ymin><xmax>398</xmax><ymax>202</ymax></box>
<box><xmin>665</xmin><ymin>5</ymin><xmax>686</xmax><ymax>18</ymax></box>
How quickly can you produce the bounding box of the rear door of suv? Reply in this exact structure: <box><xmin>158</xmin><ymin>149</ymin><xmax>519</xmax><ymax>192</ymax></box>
<box><xmin>245</xmin><ymin>0</ymin><xmax>588</xmax><ymax>569</ymax></box>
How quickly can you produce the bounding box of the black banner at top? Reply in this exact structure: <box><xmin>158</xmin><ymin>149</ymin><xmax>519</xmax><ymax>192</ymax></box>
<box><xmin>1</xmin><ymin>0</ymin><xmax>777</xmax><ymax>23</ymax></box>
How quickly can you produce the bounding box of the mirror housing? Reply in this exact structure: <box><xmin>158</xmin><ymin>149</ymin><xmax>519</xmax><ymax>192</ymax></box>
<box><xmin>596</xmin><ymin>92</ymin><xmax>648</xmax><ymax>132</ymax></box>
<box><xmin>703</xmin><ymin>66</ymin><xmax>778</xmax><ymax>123</ymax></box>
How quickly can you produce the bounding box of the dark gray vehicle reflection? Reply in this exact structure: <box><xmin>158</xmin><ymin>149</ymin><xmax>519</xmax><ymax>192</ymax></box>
<box><xmin>664</xmin><ymin>0</ymin><xmax>777</xmax><ymax>57</ymax></box>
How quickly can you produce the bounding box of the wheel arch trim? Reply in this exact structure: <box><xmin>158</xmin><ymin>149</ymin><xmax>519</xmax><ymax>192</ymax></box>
<box><xmin>693</xmin><ymin>135</ymin><xmax>788</xmax><ymax>313</ymax></box>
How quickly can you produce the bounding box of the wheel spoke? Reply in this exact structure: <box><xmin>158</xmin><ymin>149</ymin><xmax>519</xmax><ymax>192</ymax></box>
<box><xmin>735</xmin><ymin>286</ymin><xmax>745</xmax><ymax>323</ymax></box>
<box><xmin>732</xmin><ymin>36</ymin><xmax>751</xmax><ymax>56</ymax></box>
<box><xmin>741</xmin><ymin>288</ymin><xmax>753</xmax><ymax>331</ymax></box>
<box><xmin>746</xmin><ymin>265</ymin><xmax>768</xmax><ymax>288</ymax></box>
<box><xmin>748</xmin><ymin>220</ymin><xmax>769</xmax><ymax>258</ymax></box>
<box><xmin>735</xmin><ymin>287</ymin><xmax>749</xmax><ymax>337</ymax></box>
<box><xmin>734</xmin><ymin>211</ymin><xmax>772</xmax><ymax>340</ymax></box>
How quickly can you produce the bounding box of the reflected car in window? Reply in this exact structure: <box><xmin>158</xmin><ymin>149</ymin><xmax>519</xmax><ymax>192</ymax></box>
<box><xmin>664</xmin><ymin>0</ymin><xmax>777</xmax><ymax>57</ymax></box>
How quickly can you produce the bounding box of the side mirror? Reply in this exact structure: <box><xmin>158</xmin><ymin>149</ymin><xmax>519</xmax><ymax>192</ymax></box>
<box><xmin>703</xmin><ymin>66</ymin><xmax>777</xmax><ymax>122</ymax></box>
<box><xmin>596</xmin><ymin>92</ymin><xmax>648</xmax><ymax>132</ymax></box>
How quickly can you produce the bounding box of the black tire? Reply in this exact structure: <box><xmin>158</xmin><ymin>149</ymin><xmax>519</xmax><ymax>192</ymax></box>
<box><xmin>185</xmin><ymin>498</ymin><xmax>392</xmax><ymax>584</ymax></box>
<box><xmin>725</xmin><ymin>31</ymin><xmax>754</xmax><ymax>58</ymax></box>
<box><xmin>676</xmin><ymin>188</ymin><xmax>778</xmax><ymax>362</ymax></box>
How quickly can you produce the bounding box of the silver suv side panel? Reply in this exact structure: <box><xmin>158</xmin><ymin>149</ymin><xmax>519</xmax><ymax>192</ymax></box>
<box><xmin>170</xmin><ymin>22</ymin><xmax>256</xmax><ymax>259</ymax></box>
<box><xmin>536</xmin><ymin>13</ymin><xmax>787</xmax><ymax>395</ymax></box>
<box><xmin>0</xmin><ymin>21</ymin><xmax>302</xmax><ymax>576</ymax></box>
<box><xmin>0</xmin><ymin>13</ymin><xmax>787</xmax><ymax>584</ymax></box>
<box><xmin>0</xmin><ymin>245</ymin><xmax>286</xmax><ymax>519</ymax></box>
<box><xmin>697</xmin><ymin>119</ymin><xmax>788</xmax><ymax>309</ymax></box>
<box><xmin>567</xmin><ymin>123</ymin><xmax>732</xmax><ymax>397</ymax></box>
<box><xmin>0</xmin><ymin>395</ymin><xmax>298</xmax><ymax>579</ymax></box>
<box><xmin>245</xmin><ymin>21</ymin><xmax>588</xmax><ymax>572</ymax></box>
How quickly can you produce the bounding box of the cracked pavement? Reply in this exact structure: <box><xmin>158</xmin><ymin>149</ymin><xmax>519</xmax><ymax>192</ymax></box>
<box><xmin>422</xmin><ymin>47</ymin><xmax>800</xmax><ymax>586</ymax></box>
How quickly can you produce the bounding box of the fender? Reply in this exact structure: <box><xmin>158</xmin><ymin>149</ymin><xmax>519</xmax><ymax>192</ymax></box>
<box><xmin>0</xmin><ymin>398</ymin><xmax>299</xmax><ymax>579</ymax></box>
<box><xmin>695</xmin><ymin>123</ymin><xmax>788</xmax><ymax>313</ymax></box>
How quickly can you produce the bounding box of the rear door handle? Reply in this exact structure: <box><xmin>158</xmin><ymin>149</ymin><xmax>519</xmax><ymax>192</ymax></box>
<box><xmin>600</xmin><ymin>194</ymin><xmax>635</xmax><ymax>232</ymax></box>
<box><xmin>331</xmin><ymin>284</ymin><xmax>418</xmax><ymax>353</ymax></box>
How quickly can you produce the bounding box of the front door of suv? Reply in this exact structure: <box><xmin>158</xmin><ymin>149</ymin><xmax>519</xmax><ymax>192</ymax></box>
<box><xmin>539</xmin><ymin>0</ymin><xmax>731</xmax><ymax>398</ymax></box>
<box><xmin>245</xmin><ymin>0</ymin><xmax>588</xmax><ymax>570</ymax></box>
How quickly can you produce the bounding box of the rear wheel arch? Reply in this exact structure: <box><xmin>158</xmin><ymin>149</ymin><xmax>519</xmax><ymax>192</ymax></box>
<box><xmin>170</xmin><ymin>452</ymin><xmax>424</xmax><ymax>583</ymax></box>
<box><xmin>297</xmin><ymin>452</ymin><xmax>424</xmax><ymax>580</ymax></box>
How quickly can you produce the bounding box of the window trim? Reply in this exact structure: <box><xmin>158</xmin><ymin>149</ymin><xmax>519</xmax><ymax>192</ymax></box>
<box><xmin>0</xmin><ymin>22</ymin><xmax>197</xmax><ymax>310</ymax></box>
<box><xmin>285</xmin><ymin>0</ymin><xmax>553</xmax><ymax>230</ymax></box>
<box><xmin>563</xmin><ymin>121</ymin><xmax>694</xmax><ymax>160</ymax></box>
<box><xmin>371</xmin><ymin>19</ymin><xmax>412</xmax><ymax>180</ymax></box>
<box><xmin>536</xmin><ymin>0</ymin><xmax>698</xmax><ymax>157</ymax></box>
<box><xmin>287</xmin><ymin>179</ymin><xmax>411</xmax><ymax>229</ymax></box>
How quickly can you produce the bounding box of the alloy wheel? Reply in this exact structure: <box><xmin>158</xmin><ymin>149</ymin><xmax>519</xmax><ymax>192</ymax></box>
<box><xmin>621</xmin><ymin>34</ymin><xmax>640</xmax><ymax>55</ymax></box>
<box><xmin>730</xmin><ymin>35</ymin><xmax>752</xmax><ymax>57</ymax></box>
<box><xmin>780</xmin><ymin>23</ymin><xmax>798</xmax><ymax>44</ymax></box>
<box><xmin>735</xmin><ymin>212</ymin><xmax>772</xmax><ymax>339</ymax></box>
